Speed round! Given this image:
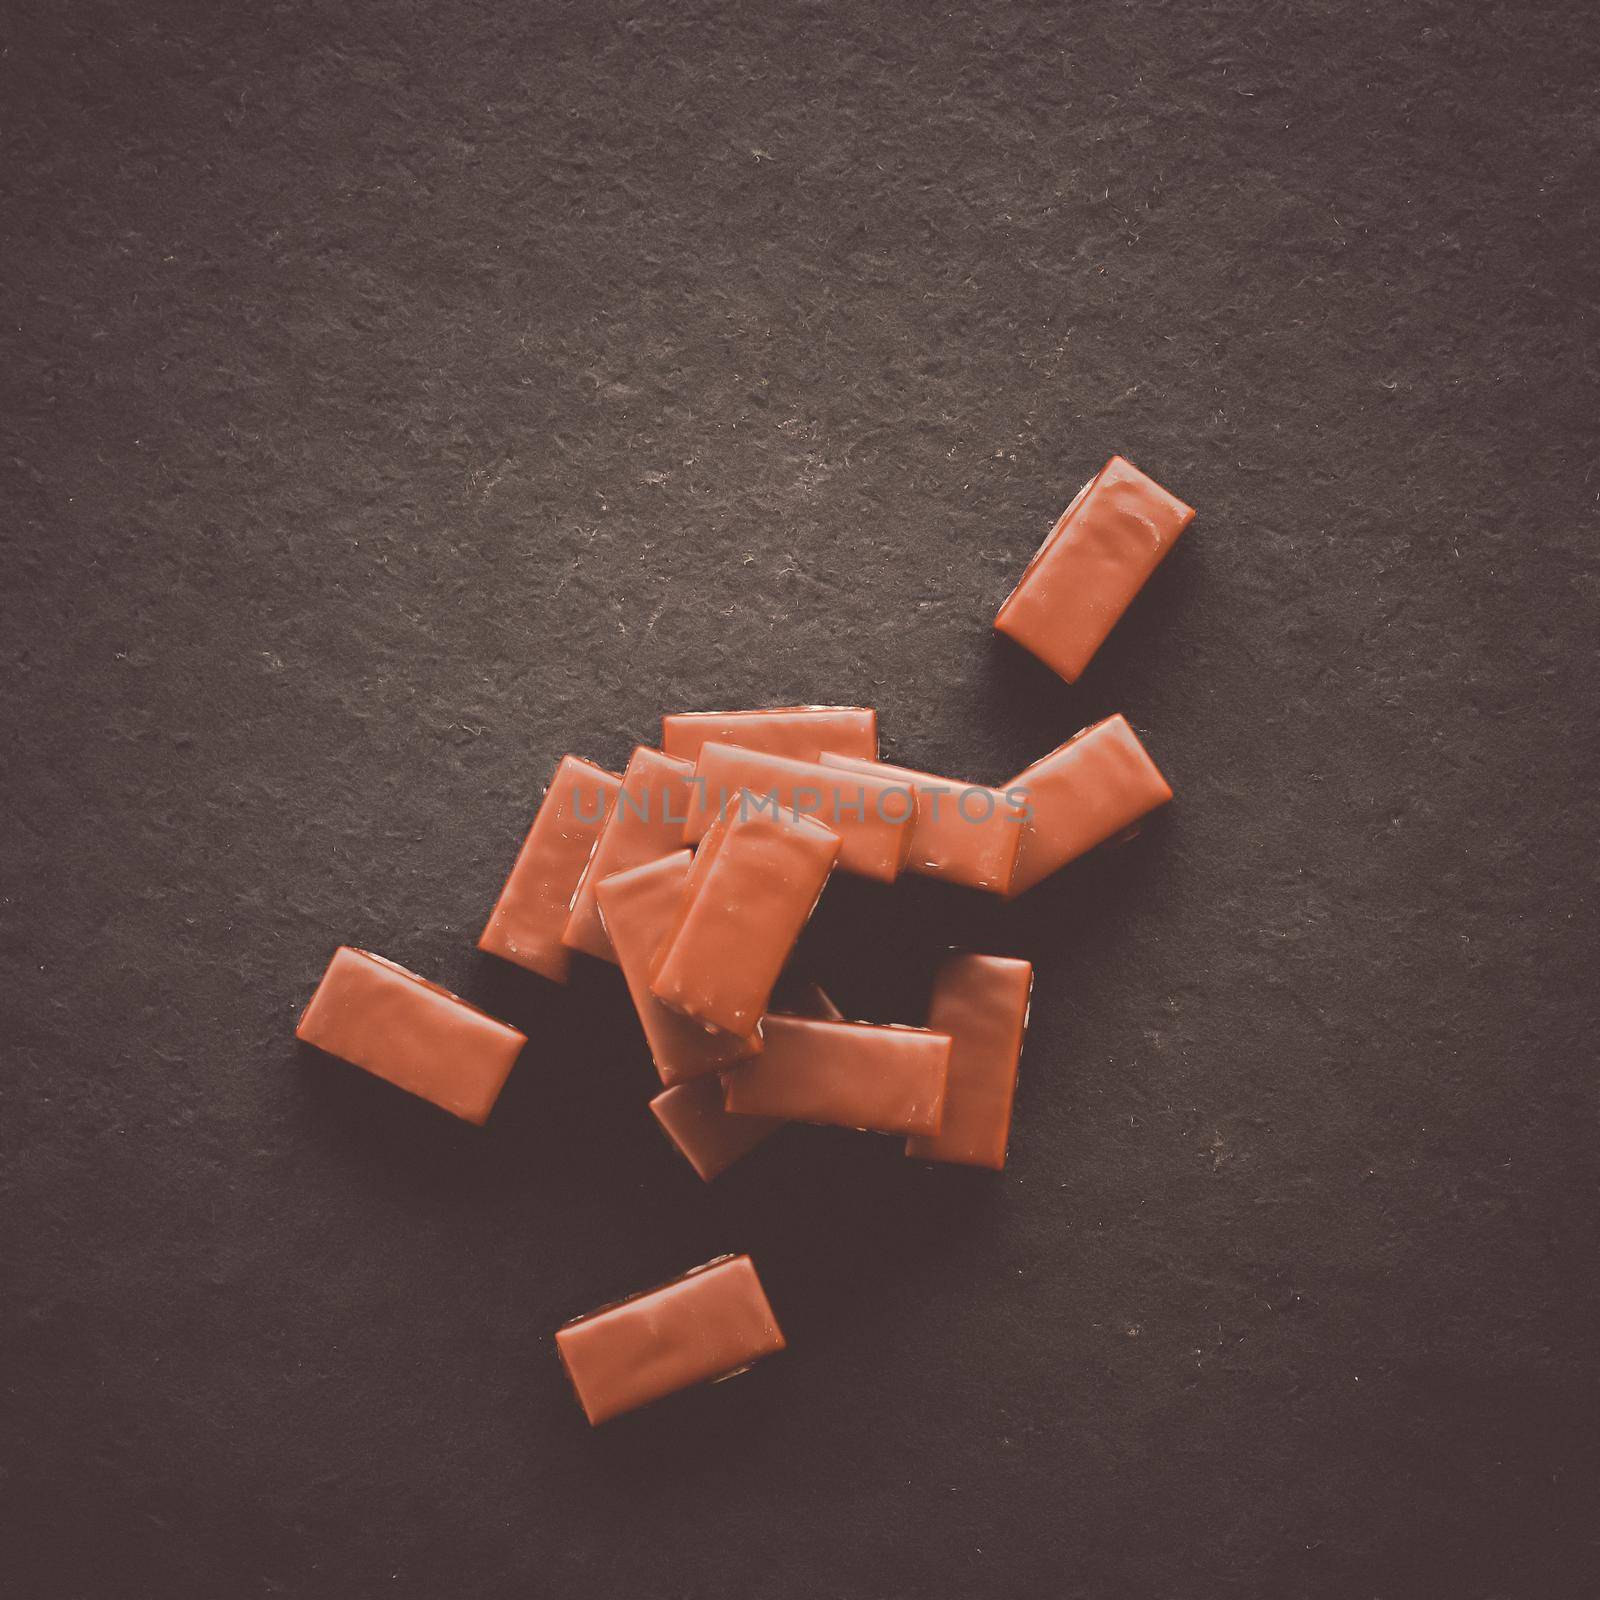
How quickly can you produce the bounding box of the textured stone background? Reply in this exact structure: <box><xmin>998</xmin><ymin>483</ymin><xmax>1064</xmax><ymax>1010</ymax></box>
<box><xmin>3</xmin><ymin>1</ymin><xmax>1597</xmax><ymax>1596</ymax></box>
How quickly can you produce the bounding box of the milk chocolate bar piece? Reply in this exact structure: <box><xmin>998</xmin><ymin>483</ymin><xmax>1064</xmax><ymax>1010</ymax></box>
<box><xmin>562</xmin><ymin>746</ymin><xmax>694</xmax><ymax>964</ymax></box>
<box><xmin>595</xmin><ymin>852</ymin><xmax>759</xmax><ymax>1086</ymax></box>
<box><xmin>682</xmin><ymin>743</ymin><xmax>914</xmax><ymax>883</ymax></box>
<box><xmin>722</xmin><ymin>1015</ymin><xmax>950</xmax><ymax>1137</ymax></box>
<box><xmin>649</xmin><ymin>982</ymin><xmax>843</xmax><ymax>1181</ymax></box>
<box><xmin>296</xmin><ymin>947</ymin><xmax>525</xmax><ymax>1125</ymax></box>
<box><xmin>818</xmin><ymin>752</ymin><xmax>1023</xmax><ymax>893</ymax></box>
<box><xmin>1007</xmin><ymin>715</ymin><xmax>1172</xmax><ymax>895</ymax></box>
<box><xmin>556</xmin><ymin>1254</ymin><xmax>786</xmax><ymax>1426</ymax></box>
<box><xmin>995</xmin><ymin>456</ymin><xmax>1195</xmax><ymax>683</ymax></box>
<box><xmin>479</xmin><ymin>755</ymin><xmax>622</xmax><ymax>982</ymax></box>
<box><xmin>650</xmin><ymin>807</ymin><xmax>840</xmax><ymax>1038</ymax></box>
<box><xmin>661</xmin><ymin>706</ymin><xmax>877</xmax><ymax>764</ymax></box>
<box><xmin>905</xmin><ymin>954</ymin><xmax>1033</xmax><ymax>1169</ymax></box>
<box><xmin>650</xmin><ymin>1078</ymin><xmax>783</xmax><ymax>1182</ymax></box>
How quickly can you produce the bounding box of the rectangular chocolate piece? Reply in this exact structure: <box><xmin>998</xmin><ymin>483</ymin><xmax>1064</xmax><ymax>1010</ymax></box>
<box><xmin>595</xmin><ymin>852</ymin><xmax>759</xmax><ymax>1086</ymax></box>
<box><xmin>722</xmin><ymin>1014</ymin><xmax>950</xmax><ymax>1137</ymax></box>
<box><xmin>556</xmin><ymin>1254</ymin><xmax>785</xmax><ymax>1426</ymax></box>
<box><xmin>1007</xmin><ymin>715</ymin><xmax>1172</xmax><ymax>895</ymax></box>
<box><xmin>682</xmin><ymin>742</ymin><xmax>914</xmax><ymax>882</ymax></box>
<box><xmin>661</xmin><ymin>705</ymin><xmax>878</xmax><ymax>765</ymax></box>
<box><xmin>995</xmin><ymin>455</ymin><xmax>1195</xmax><ymax>684</ymax></box>
<box><xmin>650</xmin><ymin>808</ymin><xmax>840</xmax><ymax>1038</ymax></box>
<box><xmin>650</xmin><ymin>1078</ymin><xmax>783</xmax><ymax>1182</ymax></box>
<box><xmin>479</xmin><ymin>755</ymin><xmax>622</xmax><ymax>982</ymax></box>
<box><xmin>296</xmin><ymin>947</ymin><xmax>525</xmax><ymax>1125</ymax></box>
<box><xmin>562</xmin><ymin>746</ymin><xmax>694</xmax><ymax>964</ymax></box>
<box><xmin>818</xmin><ymin>752</ymin><xmax>1024</xmax><ymax>893</ymax></box>
<box><xmin>649</xmin><ymin>981</ymin><xmax>843</xmax><ymax>1181</ymax></box>
<box><xmin>905</xmin><ymin>954</ymin><xmax>1033</xmax><ymax>1169</ymax></box>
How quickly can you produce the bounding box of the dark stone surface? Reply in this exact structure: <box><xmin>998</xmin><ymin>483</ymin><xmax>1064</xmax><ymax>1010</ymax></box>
<box><xmin>3</xmin><ymin>2</ymin><xmax>1596</xmax><ymax>1595</ymax></box>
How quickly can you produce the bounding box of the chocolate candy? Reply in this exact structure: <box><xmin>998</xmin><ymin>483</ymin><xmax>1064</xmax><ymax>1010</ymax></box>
<box><xmin>661</xmin><ymin>705</ymin><xmax>877</xmax><ymax>764</ymax></box>
<box><xmin>995</xmin><ymin>456</ymin><xmax>1195</xmax><ymax>684</ymax></box>
<box><xmin>905</xmin><ymin>954</ymin><xmax>1033</xmax><ymax>1169</ymax></box>
<box><xmin>562</xmin><ymin>746</ymin><xmax>694</xmax><ymax>964</ymax></box>
<box><xmin>296</xmin><ymin>947</ymin><xmax>525</xmax><ymax>1125</ymax></box>
<box><xmin>595</xmin><ymin>852</ymin><xmax>758</xmax><ymax>1086</ymax></box>
<box><xmin>650</xmin><ymin>1078</ymin><xmax>783</xmax><ymax>1182</ymax></box>
<box><xmin>556</xmin><ymin>1254</ymin><xmax>785</xmax><ymax>1425</ymax></box>
<box><xmin>1006</xmin><ymin>715</ymin><xmax>1172</xmax><ymax>895</ymax></box>
<box><xmin>818</xmin><ymin>753</ymin><xmax>1023</xmax><ymax>893</ymax></box>
<box><xmin>650</xmin><ymin>808</ymin><xmax>840</xmax><ymax>1038</ymax></box>
<box><xmin>649</xmin><ymin>982</ymin><xmax>844</xmax><ymax>1180</ymax></box>
<box><xmin>722</xmin><ymin>1015</ymin><xmax>950</xmax><ymax>1136</ymax></box>
<box><xmin>479</xmin><ymin>755</ymin><xmax>622</xmax><ymax>982</ymax></box>
<box><xmin>682</xmin><ymin>743</ymin><xmax>915</xmax><ymax>882</ymax></box>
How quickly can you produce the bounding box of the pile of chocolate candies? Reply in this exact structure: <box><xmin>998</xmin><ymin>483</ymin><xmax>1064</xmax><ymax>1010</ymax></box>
<box><xmin>295</xmin><ymin>455</ymin><xmax>1194</xmax><ymax>1426</ymax></box>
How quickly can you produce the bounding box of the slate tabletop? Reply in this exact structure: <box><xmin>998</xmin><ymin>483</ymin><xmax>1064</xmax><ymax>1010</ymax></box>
<box><xmin>4</xmin><ymin>2</ymin><xmax>1597</xmax><ymax>1597</ymax></box>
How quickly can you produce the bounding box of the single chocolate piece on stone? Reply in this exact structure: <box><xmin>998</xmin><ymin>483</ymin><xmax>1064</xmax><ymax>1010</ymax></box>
<box><xmin>296</xmin><ymin>947</ymin><xmax>525</xmax><ymax>1125</ymax></box>
<box><xmin>995</xmin><ymin>455</ymin><xmax>1194</xmax><ymax>684</ymax></box>
<box><xmin>1006</xmin><ymin>715</ymin><xmax>1172</xmax><ymax>895</ymax></box>
<box><xmin>556</xmin><ymin>1255</ymin><xmax>785</xmax><ymax>1426</ymax></box>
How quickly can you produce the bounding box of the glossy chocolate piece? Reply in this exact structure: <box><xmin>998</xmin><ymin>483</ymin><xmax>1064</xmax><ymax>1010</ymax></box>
<box><xmin>650</xmin><ymin>1078</ymin><xmax>783</xmax><ymax>1182</ymax></box>
<box><xmin>682</xmin><ymin>742</ymin><xmax>914</xmax><ymax>883</ymax></box>
<box><xmin>479</xmin><ymin>755</ymin><xmax>622</xmax><ymax>982</ymax></box>
<box><xmin>1006</xmin><ymin>714</ymin><xmax>1172</xmax><ymax>895</ymax></box>
<box><xmin>905</xmin><ymin>954</ymin><xmax>1033</xmax><ymax>1169</ymax></box>
<box><xmin>661</xmin><ymin>706</ymin><xmax>877</xmax><ymax>765</ymax></box>
<box><xmin>562</xmin><ymin>746</ymin><xmax>694</xmax><ymax>964</ymax></box>
<box><xmin>818</xmin><ymin>752</ymin><xmax>1024</xmax><ymax>893</ymax></box>
<box><xmin>595</xmin><ymin>852</ymin><xmax>759</xmax><ymax>1086</ymax></box>
<box><xmin>556</xmin><ymin>1254</ymin><xmax>785</xmax><ymax>1426</ymax></box>
<box><xmin>722</xmin><ymin>1015</ymin><xmax>950</xmax><ymax>1137</ymax></box>
<box><xmin>649</xmin><ymin>982</ymin><xmax>843</xmax><ymax>1181</ymax></box>
<box><xmin>995</xmin><ymin>455</ymin><xmax>1195</xmax><ymax>684</ymax></box>
<box><xmin>295</xmin><ymin>947</ymin><xmax>525</xmax><ymax>1125</ymax></box>
<box><xmin>649</xmin><ymin>808</ymin><xmax>840</xmax><ymax>1039</ymax></box>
